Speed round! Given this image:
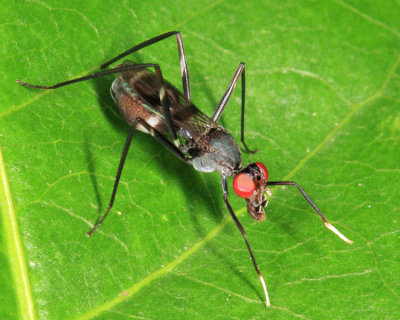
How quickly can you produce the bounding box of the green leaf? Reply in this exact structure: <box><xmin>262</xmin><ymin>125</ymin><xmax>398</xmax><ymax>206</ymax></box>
<box><xmin>1</xmin><ymin>0</ymin><xmax>400</xmax><ymax>319</ymax></box>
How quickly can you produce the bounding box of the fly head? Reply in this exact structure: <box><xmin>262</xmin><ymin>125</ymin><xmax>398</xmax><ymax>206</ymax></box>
<box><xmin>232</xmin><ymin>162</ymin><xmax>269</xmax><ymax>220</ymax></box>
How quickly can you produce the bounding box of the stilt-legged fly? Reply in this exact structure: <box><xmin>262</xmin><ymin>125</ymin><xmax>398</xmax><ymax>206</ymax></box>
<box><xmin>17</xmin><ymin>31</ymin><xmax>353</xmax><ymax>307</ymax></box>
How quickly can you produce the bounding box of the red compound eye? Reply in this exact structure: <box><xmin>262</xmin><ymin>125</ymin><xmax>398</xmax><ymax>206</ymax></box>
<box><xmin>255</xmin><ymin>162</ymin><xmax>268</xmax><ymax>182</ymax></box>
<box><xmin>233</xmin><ymin>173</ymin><xmax>256</xmax><ymax>198</ymax></box>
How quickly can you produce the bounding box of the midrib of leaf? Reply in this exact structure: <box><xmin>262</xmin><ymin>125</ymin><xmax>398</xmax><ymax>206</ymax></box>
<box><xmin>0</xmin><ymin>146</ymin><xmax>36</xmax><ymax>320</ymax></box>
<box><xmin>74</xmin><ymin>51</ymin><xmax>400</xmax><ymax>319</ymax></box>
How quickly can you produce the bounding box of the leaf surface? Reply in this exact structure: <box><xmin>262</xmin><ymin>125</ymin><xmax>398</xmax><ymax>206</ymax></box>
<box><xmin>1</xmin><ymin>0</ymin><xmax>399</xmax><ymax>319</ymax></box>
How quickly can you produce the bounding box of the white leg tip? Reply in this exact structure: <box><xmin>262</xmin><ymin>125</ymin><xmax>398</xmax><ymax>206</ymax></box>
<box><xmin>259</xmin><ymin>274</ymin><xmax>271</xmax><ymax>307</ymax></box>
<box><xmin>324</xmin><ymin>222</ymin><xmax>353</xmax><ymax>244</ymax></box>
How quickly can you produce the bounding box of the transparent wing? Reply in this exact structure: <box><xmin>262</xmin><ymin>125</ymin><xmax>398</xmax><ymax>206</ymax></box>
<box><xmin>122</xmin><ymin>63</ymin><xmax>213</xmax><ymax>140</ymax></box>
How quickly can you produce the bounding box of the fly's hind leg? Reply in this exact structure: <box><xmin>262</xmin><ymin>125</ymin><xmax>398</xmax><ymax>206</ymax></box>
<box><xmin>101</xmin><ymin>31</ymin><xmax>191</xmax><ymax>101</ymax></box>
<box><xmin>18</xmin><ymin>62</ymin><xmax>184</xmax><ymax>149</ymax></box>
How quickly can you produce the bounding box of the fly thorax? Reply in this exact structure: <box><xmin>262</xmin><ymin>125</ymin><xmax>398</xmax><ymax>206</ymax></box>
<box><xmin>192</xmin><ymin>129</ymin><xmax>241</xmax><ymax>176</ymax></box>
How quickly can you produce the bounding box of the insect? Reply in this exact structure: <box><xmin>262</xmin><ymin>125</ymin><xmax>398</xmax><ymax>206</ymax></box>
<box><xmin>18</xmin><ymin>31</ymin><xmax>353</xmax><ymax>307</ymax></box>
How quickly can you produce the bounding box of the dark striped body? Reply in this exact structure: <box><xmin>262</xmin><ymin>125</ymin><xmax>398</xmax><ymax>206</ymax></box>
<box><xmin>111</xmin><ymin>60</ymin><xmax>242</xmax><ymax>176</ymax></box>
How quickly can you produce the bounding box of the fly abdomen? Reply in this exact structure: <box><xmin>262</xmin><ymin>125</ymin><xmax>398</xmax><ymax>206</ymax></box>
<box><xmin>111</xmin><ymin>77</ymin><xmax>167</xmax><ymax>134</ymax></box>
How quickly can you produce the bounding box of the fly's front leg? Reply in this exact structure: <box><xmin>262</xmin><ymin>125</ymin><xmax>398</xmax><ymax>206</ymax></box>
<box><xmin>267</xmin><ymin>181</ymin><xmax>353</xmax><ymax>244</ymax></box>
<box><xmin>212</xmin><ymin>63</ymin><xmax>257</xmax><ymax>153</ymax></box>
<box><xmin>101</xmin><ymin>31</ymin><xmax>191</xmax><ymax>101</ymax></box>
<box><xmin>221</xmin><ymin>175</ymin><xmax>270</xmax><ymax>307</ymax></box>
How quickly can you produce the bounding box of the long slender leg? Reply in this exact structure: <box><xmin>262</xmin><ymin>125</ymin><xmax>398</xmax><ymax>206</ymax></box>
<box><xmin>267</xmin><ymin>181</ymin><xmax>353</xmax><ymax>244</ymax></box>
<box><xmin>17</xmin><ymin>63</ymin><xmax>181</xmax><ymax>147</ymax></box>
<box><xmin>86</xmin><ymin>121</ymin><xmax>138</xmax><ymax>237</ymax></box>
<box><xmin>86</xmin><ymin>118</ymin><xmax>190</xmax><ymax>237</ymax></box>
<box><xmin>101</xmin><ymin>31</ymin><xmax>191</xmax><ymax>101</ymax></box>
<box><xmin>212</xmin><ymin>63</ymin><xmax>256</xmax><ymax>153</ymax></box>
<box><xmin>221</xmin><ymin>175</ymin><xmax>270</xmax><ymax>307</ymax></box>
